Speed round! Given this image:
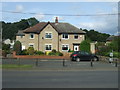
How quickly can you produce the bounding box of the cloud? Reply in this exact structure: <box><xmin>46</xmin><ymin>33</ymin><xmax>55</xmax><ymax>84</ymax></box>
<box><xmin>15</xmin><ymin>5</ymin><xmax>24</xmax><ymax>12</ymax></box>
<box><xmin>34</xmin><ymin>13</ymin><xmax>45</xmax><ymax>20</ymax></box>
<box><xmin>77</xmin><ymin>6</ymin><xmax>118</xmax><ymax>35</ymax></box>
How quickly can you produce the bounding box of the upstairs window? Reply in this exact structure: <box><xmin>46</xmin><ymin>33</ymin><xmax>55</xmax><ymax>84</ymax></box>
<box><xmin>62</xmin><ymin>34</ymin><xmax>68</xmax><ymax>39</ymax></box>
<box><xmin>30</xmin><ymin>33</ymin><xmax>34</xmax><ymax>39</ymax></box>
<box><xmin>45</xmin><ymin>33</ymin><xmax>52</xmax><ymax>39</ymax></box>
<box><xmin>74</xmin><ymin>34</ymin><xmax>78</xmax><ymax>39</ymax></box>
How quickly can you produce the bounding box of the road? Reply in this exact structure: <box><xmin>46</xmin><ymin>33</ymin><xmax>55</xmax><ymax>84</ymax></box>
<box><xmin>2</xmin><ymin>70</ymin><xmax>118</xmax><ymax>88</ymax></box>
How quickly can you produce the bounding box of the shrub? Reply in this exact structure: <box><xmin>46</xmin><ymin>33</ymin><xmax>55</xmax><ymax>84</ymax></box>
<box><xmin>52</xmin><ymin>49</ymin><xmax>57</xmax><ymax>53</ymax></box>
<box><xmin>13</xmin><ymin>41</ymin><xmax>22</xmax><ymax>55</ymax></box>
<box><xmin>68</xmin><ymin>49</ymin><xmax>74</xmax><ymax>52</ymax></box>
<box><xmin>48</xmin><ymin>51</ymin><xmax>63</xmax><ymax>56</ymax></box>
<box><xmin>48</xmin><ymin>52</ymin><xmax>56</xmax><ymax>56</ymax></box>
<box><xmin>56</xmin><ymin>52</ymin><xmax>63</xmax><ymax>56</ymax></box>
<box><xmin>45</xmin><ymin>51</ymin><xmax>51</xmax><ymax>55</ymax></box>
<box><xmin>2</xmin><ymin>50</ymin><xmax>7</xmax><ymax>57</ymax></box>
<box><xmin>27</xmin><ymin>47</ymin><xmax>35</xmax><ymax>55</ymax></box>
<box><xmin>20</xmin><ymin>49</ymin><xmax>29</xmax><ymax>55</ymax></box>
<box><xmin>80</xmin><ymin>40</ymin><xmax>90</xmax><ymax>53</ymax></box>
<box><xmin>35</xmin><ymin>51</ymin><xmax>44</xmax><ymax>55</ymax></box>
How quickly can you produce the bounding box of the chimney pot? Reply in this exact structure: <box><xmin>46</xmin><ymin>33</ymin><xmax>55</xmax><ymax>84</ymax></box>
<box><xmin>55</xmin><ymin>17</ymin><xmax>58</xmax><ymax>23</ymax></box>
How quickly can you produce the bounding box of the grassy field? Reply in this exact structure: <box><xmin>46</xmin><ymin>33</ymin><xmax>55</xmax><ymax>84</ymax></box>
<box><xmin>1</xmin><ymin>64</ymin><xmax>33</xmax><ymax>69</ymax></box>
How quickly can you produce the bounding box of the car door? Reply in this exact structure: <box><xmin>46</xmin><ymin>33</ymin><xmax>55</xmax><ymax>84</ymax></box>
<box><xmin>84</xmin><ymin>52</ymin><xmax>91</xmax><ymax>60</ymax></box>
<box><xmin>78</xmin><ymin>51</ymin><xmax>85</xmax><ymax>60</ymax></box>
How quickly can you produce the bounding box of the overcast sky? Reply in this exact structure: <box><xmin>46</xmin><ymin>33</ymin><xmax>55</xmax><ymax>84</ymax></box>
<box><xmin>1</xmin><ymin>1</ymin><xmax>119</xmax><ymax>35</ymax></box>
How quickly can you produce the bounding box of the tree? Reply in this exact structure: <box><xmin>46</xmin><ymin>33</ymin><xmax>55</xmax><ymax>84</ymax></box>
<box><xmin>2</xmin><ymin>43</ymin><xmax>10</xmax><ymax>51</ymax></box>
<box><xmin>2</xmin><ymin>17</ymin><xmax>39</xmax><ymax>40</ymax></box>
<box><xmin>83</xmin><ymin>29</ymin><xmax>110</xmax><ymax>42</ymax></box>
<box><xmin>80</xmin><ymin>40</ymin><xmax>90</xmax><ymax>53</ymax></box>
<box><xmin>13</xmin><ymin>41</ymin><xmax>22</xmax><ymax>55</ymax></box>
<box><xmin>2</xmin><ymin>43</ymin><xmax>11</xmax><ymax>56</ymax></box>
<box><xmin>108</xmin><ymin>36</ymin><xmax>120</xmax><ymax>52</ymax></box>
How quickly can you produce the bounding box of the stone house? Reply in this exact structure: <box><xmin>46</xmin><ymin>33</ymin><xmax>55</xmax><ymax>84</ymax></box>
<box><xmin>16</xmin><ymin>17</ymin><xmax>86</xmax><ymax>53</ymax></box>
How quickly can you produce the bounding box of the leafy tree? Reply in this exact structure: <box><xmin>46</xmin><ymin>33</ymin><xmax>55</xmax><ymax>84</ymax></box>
<box><xmin>13</xmin><ymin>41</ymin><xmax>22</xmax><ymax>55</ymax></box>
<box><xmin>83</xmin><ymin>29</ymin><xmax>110</xmax><ymax>42</ymax></box>
<box><xmin>2</xmin><ymin>43</ymin><xmax>11</xmax><ymax>54</ymax></box>
<box><xmin>80</xmin><ymin>40</ymin><xmax>90</xmax><ymax>53</ymax></box>
<box><xmin>2</xmin><ymin>17</ymin><xmax>39</xmax><ymax>40</ymax></box>
<box><xmin>107</xmin><ymin>36</ymin><xmax>120</xmax><ymax>52</ymax></box>
<box><xmin>2</xmin><ymin>43</ymin><xmax>10</xmax><ymax>51</ymax></box>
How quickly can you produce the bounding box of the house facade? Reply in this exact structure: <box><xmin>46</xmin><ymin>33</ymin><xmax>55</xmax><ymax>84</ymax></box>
<box><xmin>16</xmin><ymin>17</ymin><xmax>86</xmax><ymax>53</ymax></box>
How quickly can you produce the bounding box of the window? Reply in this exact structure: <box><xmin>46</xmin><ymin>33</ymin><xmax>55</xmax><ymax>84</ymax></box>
<box><xmin>62</xmin><ymin>44</ymin><xmax>69</xmax><ymax>51</ymax></box>
<box><xmin>74</xmin><ymin>34</ymin><xmax>78</xmax><ymax>39</ymax></box>
<box><xmin>62</xmin><ymin>34</ymin><xmax>68</xmax><ymax>39</ymax></box>
<box><xmin>45</xmin><ymin>44</ymin><xmax>52</xmax><ymax>50</ymax></box>
<box><xmin>20</xmin><ymin>36</ymin><xmax>23</xmax><ymax>38</ymax></box>
<box><xmin>29</xmin><ymin>45</ymin><xmax>34</xmax><ymax>47</ymax></box>
<box><xmin>29</xmin><ymin>43</ymin><xmax>34</xmax><ymax>48</ymax></box>
<box><xmin>30</xmin><ymin>33</ymin><xmax>34</xmax><ymax>39</ymax></box>
<box><xmin>45</xmin><ymin>33</ymin><xmax>52</xmax><ymax>39</ymax></box>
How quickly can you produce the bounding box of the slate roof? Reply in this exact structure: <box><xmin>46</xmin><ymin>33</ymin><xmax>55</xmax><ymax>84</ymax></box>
<box><xmin>106</xmin><ymin>36</ymin><xmax>114</xmax><ymax>41</ymax></box>
<box><xmin>106</xmin><ymin>35</ymin><xmax>120</xmax><ymax>41</ymax></box>
<box><xmin>23</xmin><ymin>22</ymin><xmax>86</xmax><ymax>34</ymax></box>
<box><xmin>16</xmin><ymin>30</ymin><xmax>25</xmax><ymax>36</ymax></box>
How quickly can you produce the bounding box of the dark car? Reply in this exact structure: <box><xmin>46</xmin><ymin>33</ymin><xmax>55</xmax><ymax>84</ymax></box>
<box><xmin>70</xmin><ymin>51</ymin><xmax>99</xmax><ymax>62</ymax></box>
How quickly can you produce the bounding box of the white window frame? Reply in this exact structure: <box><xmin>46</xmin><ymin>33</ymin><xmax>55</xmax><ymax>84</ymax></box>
<box><xmin>29</xmin><ymin>43</ymin><xmax>34</xmax><ymax>48</ymax></box>
<box><xmin>29</xmin><ymin>33</ymin><xmax>34</xmax><ymax>39</ymax></box>
<box><xmin>62</xmin><ymin>34</ymin><xmax>69</xmax><ymax>40</ymax></box>
<box><xmin>45</xmin><ymin>44</ymin><xmax>52</xmax><ymax>51</ymax></box>
<box><xmin>62</xmin><ymin>44</ymin><xmax>69</xmax><ymax>51</ymax></box>
<box><xmin>45</xmin><ymin>32</ymin><xmax>52</xmax><ymax>39</ymax></box>
<box><xmin>20</xmin><ymin>36</ymin><xmax>24</xmax><ymax>38</ymax></box>
<box><xmin>80</xmin><ymin>35</ymin><xmax>83</xmax><ymax>38</ymax></box>
<box><xmin>74</xmin><ymin>34</ymin><xmax>79</xmax><ymax>39</ymax></box>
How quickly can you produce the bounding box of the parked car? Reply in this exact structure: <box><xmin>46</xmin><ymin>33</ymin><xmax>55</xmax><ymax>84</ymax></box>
<box><xmin>70</xmin><ymin>51</ymin><xmax>99</xmax><ymax>62</ymax></box>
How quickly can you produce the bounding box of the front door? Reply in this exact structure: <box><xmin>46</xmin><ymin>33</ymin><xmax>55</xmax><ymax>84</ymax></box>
<box><xmin>74</xmin><ymin>45</ymin><xmax>79</xmax><ymax>51</ymax></box>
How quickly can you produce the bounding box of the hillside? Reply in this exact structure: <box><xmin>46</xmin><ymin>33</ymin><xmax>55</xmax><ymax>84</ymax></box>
<box><xmin>1</xmin><ymin>17</ymin><xmax>39</xmax><ymax>40</ymax></box>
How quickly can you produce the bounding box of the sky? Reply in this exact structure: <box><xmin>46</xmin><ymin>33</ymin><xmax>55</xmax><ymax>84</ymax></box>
<box><xmin>1</xmin><ymin>1</ymin><xmax>119</xmax><ymax>35</ymax></box>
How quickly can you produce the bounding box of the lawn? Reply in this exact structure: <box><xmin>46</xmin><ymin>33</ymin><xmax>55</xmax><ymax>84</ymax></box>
<box><xmin>1</xmin><ymin>64</ymin><xmax>33</xmax><ymax>69</ymax></box>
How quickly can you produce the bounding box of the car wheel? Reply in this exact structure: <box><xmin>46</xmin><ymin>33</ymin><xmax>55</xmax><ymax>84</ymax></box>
<box><xmin>76</xmin><ymin>57</ymin><xmax>80</xmax><ymax>62</ymax></box>
<box><xmin>93</xmin><ymin>57</ymin><xmax>98</xmax><ymax>61</ymax></box>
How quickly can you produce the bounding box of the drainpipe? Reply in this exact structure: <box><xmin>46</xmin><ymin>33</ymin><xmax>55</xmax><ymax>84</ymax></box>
<box><xmin>58</xmin><ymin>34</ymin><xmax>59</xmax><ymax>52</ymax></box>
<box><xmin>38</xmin><ymin>34</ymin><xmax>39</xmax><ymax>51</ymax></box>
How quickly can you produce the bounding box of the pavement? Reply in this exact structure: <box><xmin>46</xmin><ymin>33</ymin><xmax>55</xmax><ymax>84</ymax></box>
<box><xmin>2</xmin><ymin>59</ymin><xmax>119</xmax><ymax>88</ymax></box>
<box><xmin>2</xmin><ymin>58</ymin><xmax>119</xmax><ymax>71</ymax></box>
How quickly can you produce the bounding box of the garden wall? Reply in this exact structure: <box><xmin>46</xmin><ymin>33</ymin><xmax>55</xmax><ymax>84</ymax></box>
<box><xmin>13</xmin><ymin>52</ymin><xmax>70</xmax><ymax>60</ymax></box>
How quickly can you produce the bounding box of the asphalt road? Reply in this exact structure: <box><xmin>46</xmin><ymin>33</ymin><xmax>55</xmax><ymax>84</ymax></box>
<box><xmin>2</xmin><ymin>70</ymin><xmax>118</xmax><ymax>88</ymax></box>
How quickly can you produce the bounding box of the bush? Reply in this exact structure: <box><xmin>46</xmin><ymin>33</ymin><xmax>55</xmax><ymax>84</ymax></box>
<box><xmin>48</xmin><ymin>52</ymin><xmax>56</xmax><ymax>56</ymax></box>
<box><xmin>27</xmin><ymin>47</ymin><xmax>35</xmax><ymax>55</ymax></box>
<box><xmin>35</xmin><ymin>51</ymin><xmax>44</xmax><ymax>55</ymax></box>
<box><xmin>68</xmin><ymin>49</ymin><xmax>74</xmax><ymax>52</ymax></box>
<box><xmin>56</xmin><ymin>52</ymin><xmax>63</xmax><ymax>56</ymax></box>
<box><xmin>48</xmin><ymin>50</ymin><xmax>63</xmax><ymax>56</ymax></box>
<box><xmin>13</xmin><ymin>41</ymin><xmax>22</xmax><ymax>55</ymax></box>
<box><xmin>52</xmin><ymin>49</ymin><xmax>57</xmax><ymax>53</ymax></box>
<box><xmin>80</xmin><ymin>40</ymin><xmax>90</xmax><ymax>53</ymax></box>
<box><xmin>20</xmin><ymin>49</ymin><xmax>29</xmax><ymax>55</ymax></box>
<box><xmin>2</xmin><ymin>50</ymin><xmax>7</xmax><ymax>57</ymax></box>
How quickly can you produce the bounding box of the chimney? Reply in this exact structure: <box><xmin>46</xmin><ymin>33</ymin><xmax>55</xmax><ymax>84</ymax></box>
<box><xmin>55</xmin><ymin>17</ymin><xmax>58</xmax><ymax>23</ymax></box>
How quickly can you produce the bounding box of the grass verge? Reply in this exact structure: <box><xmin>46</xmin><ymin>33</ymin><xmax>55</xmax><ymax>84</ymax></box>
<box><xmin>1</xmin><ymin>64</ymin><xmax>33</xmax><ymax>69</ymax></box>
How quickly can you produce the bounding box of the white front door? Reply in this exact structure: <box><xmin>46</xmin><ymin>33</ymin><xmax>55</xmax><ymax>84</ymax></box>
<box><xmin>22</xmin><ymin>46</ymin><xmax>25</xmax><ymax>50</ymax></box>
<box><xmin>74</xmin><ymin>45</ymin><xmax>79</xmax><ymax>51</ymax></box>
